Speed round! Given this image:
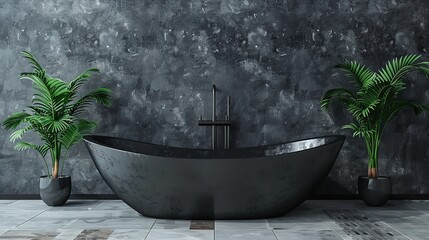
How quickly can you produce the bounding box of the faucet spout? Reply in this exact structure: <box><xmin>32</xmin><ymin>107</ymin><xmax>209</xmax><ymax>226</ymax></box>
<box><xmin>198</xmin><ymin>84</ymin><xmax>232</xmax><ymax>150</ymax></box>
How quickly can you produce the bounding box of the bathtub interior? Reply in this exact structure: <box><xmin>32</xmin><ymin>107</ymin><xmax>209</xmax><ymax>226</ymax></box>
<box><xmin>85</xmin><ymin>135</ymin><xmax>343</xmax><ymax>159</ymax></box>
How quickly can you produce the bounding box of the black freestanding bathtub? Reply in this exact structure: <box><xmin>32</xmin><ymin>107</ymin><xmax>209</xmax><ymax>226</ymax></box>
<box><xmin>84</xmin><ymin>135</ymin><xmax>345</xmax><ymax>219</ymax></box>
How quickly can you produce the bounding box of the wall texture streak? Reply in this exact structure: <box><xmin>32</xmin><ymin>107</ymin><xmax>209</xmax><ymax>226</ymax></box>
<box><xmin>0</xmin><ymin>0</ymin><xmax>428</xmax><ymax>195</ymax></box>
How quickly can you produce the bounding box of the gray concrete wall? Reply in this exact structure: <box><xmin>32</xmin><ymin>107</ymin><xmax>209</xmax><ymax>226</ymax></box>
<box><xmin>0</xmin><ymin>0</ymin><xmax>428</xmax><ymax>195</ymax></box>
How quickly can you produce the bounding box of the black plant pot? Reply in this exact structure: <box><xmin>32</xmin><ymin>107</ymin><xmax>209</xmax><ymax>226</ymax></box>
<box><xmin>358</xmin><ymin>176</ymin><xmax>391</xmax><ymax>207</ymax></box>
<box><xmin>39</xmin><ymin>175</ymin><xmax>71</xmax><ymax>206</ymax></box>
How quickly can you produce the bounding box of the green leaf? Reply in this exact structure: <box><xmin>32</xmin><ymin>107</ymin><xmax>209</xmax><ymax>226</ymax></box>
<box><xmin>14</xmin><ymin>142</ymin><xmax>50</xmax><ymax>157</ymax></box>
<box><xmin>77</xmin><ymin>120</ymin><xmax>97</xmax><ymax>134</ymax></box>
<box><xmin>60</xmin><ymin>124</ymin><xmax>81</xmax><ymax>149</ymax></box>
<box><xmin>21</xmin><ymin>51</ymin><xmax>44</xmax><ymax>72</ymax></box>
<box><xmin>356</xmin><ymin>89</ymin><xmax>380</xmax><ymax>118</ymax></box>
<box><xmin>320</xmin><ymin>88</ymin><xmax>355</xmax><ymax>110</ymax></box>
<box><xmin>69</xmin><ymin>88</ymin><xmax>112</xmax><ymax>115</ymax></box>
<box><xmin>39</xmin><ymin>115</ymin><xmax>73</xmax><ymax>133</ymax></box>
<box><xmin>46</xmin><ymin>77</ymin><xmax>69</xmax><ymax>98</ymax></box>
<box><xmin>376</xmin><ymin>55</ymin><xmax>421</xmax><ymax>87</ymax></box>
<box><xmin>335</xmin><ymin>61</ymin><xmax>376</xmax><ymax>88</ymax></box>
<box><xmin>68</xmin><ymin>68</ymin><xmax>100</xmax><ymax>93</ymax></box>
<box><xmin>2</xmin><ymin>112</ymin><xmax>31</xmax><ymax>130</ymax></box>
<box><xmin>342</xmin><ymin>123</ymin><xmax>375</xmax><ymax>138</ymax></box>
<box><xmin>382</xmin><ymin>100</ymin><xmax>428</xmax><ymax>124</ymax></box>
<box><xmin>9</xmin><ymin>125</ymin><xmax>33</xmax><ymax>143</ymax></box>
<box><xmin>21</xmin><ymin>74</ymin><xmax>54</xmax><ymax>114</ymax></box>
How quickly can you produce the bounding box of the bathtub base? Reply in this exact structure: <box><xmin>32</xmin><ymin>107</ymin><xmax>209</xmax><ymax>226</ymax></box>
<box><xmin>133</xmin><ymin>199</ymin><xmax>307</xmax><ymax>220</ymax></box>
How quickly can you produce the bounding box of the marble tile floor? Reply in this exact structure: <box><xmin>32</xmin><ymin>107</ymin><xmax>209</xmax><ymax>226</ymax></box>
<box><xmin>0</xmin><ymin>200</ymin><xmax>428</xmax><ymax>239</ymax></box>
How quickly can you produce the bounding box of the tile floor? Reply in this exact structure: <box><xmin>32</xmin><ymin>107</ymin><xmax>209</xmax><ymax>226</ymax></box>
<box><xmin>0</xmin><ymin>200</ymin><xmax>428</xmax><ymax>239</ymax></box>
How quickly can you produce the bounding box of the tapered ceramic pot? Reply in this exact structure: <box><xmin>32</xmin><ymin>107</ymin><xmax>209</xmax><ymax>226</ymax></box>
<box><xmin>358</xmin><ymin>176</ymin><xmax>391</xmax><ymax>207</ymax></box>
<box><xmin>39</xmin><ymin>175</ymin><xmax>71</xmax><ymax>206</ymax></box>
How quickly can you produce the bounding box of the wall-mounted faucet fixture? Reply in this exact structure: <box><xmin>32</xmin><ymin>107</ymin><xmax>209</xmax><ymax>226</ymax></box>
<box><xmin>198</xmin><ymin>85</ymin><xmax>231</xmax><ymax>149</ymax></box>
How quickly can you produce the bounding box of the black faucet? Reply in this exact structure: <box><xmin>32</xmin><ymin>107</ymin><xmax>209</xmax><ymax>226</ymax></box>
<box><xmin>198</xmin><ymin>85</ymin><xmax>231</xmax><ymax>149</ymax></box>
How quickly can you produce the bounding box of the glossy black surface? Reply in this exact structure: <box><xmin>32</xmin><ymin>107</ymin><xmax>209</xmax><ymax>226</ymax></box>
<box><xmin>39</xmin><ymin>176</ymin><xmax>71</xmax><ymax>206</ymax></box>
<box><xmin>84</xmin><ymin>135</ymin><xmax>345</xmax><ymax>219</ymax></box>
<box><xmin>358</xmin><ymin>176</ymin><xmax>391</xmax><ymax>207</ymax></box>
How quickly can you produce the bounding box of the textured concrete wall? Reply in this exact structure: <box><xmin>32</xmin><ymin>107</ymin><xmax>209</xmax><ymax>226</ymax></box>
<box><xmin>0</xmin><ymin>0</ymin><xmax>428</xmax><ymax>195</ymax></box>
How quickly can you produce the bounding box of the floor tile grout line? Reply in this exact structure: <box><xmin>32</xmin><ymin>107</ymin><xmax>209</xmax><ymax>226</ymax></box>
<box><xmin>10</xmin><ymin>200</ymin><xmax>115</xmax><ymax>232</ymax></box>
<box><xmin>413</xmin><ymin>208</ymin><xmax>429</xmax><ymax>218</ymax></box>
<box><xmin>143</xmin><ymin>217</ymin><xmax>157</xmax><ymax>240</ymax></box>
<box><xmin>88</xmin><ymin>199</ymin><xmax>105</xmax><ymax>211</ymax></box>
<box><xmin>2</xmin><ymin>200</ymin><xmax>18</xmax><ymax>206</ymax></box>
<box><xmin>13</xmin><ymin>207</ymin><xmax>51</xmax><ymax>229</ymax></box>
<box><xmin>272</xmin><ymin>229</ymin><xmax>279</xmax><ymax>240</ymax></box>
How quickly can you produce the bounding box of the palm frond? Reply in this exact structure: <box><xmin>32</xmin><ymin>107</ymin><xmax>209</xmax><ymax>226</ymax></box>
<box><xmin>342</xmin><ymin>123</ymin><xmax>375</xmax><ymax>138</ymax></box>
<box><xmin>60</xmin><ymin>124</ymin><xmax>81</xmax><ymax>150</ymax></box>
<box><xmin>68</xmin><ymin>88</ymin><xmax>112</xmax><ymax>115</ymax></box>
<box><xmin>46</xmin><ymin>77</ymin><xmax>69</xmax><ymax>99</ymax></box>
<box><xmin>21</xmin><ymin>51</ymin><xmax>44</xmax><ymax>72</ymax></box>
<box><xmin>39</xmin><ymin>114</ymin><xmax>73</xmax><ymax>133</ymax></box>
<box><xmin>68</xmin><ymin>68</ymin><xmax>100</xmax><ymax>93</ymax></box>
<box><xmin>356</xmin><ymin>88</ymin><xmax>380</xmax><ymax>118</ymax></box>
<box><xmin>20</xmin><ymin>69</ymin><xmax>47</xmax><ymax>81</ymax></box>
<box><xmin>320</xmin><ymin>88</ymin><xmax>355</xmax><ymax>110</ymax></box>
<box><xmin>77</xmin><ymin>120</ymin><xmax>97</xmax><ymax>134</ymax></box>
<box><xmin>376</xmin><ymin>55</ymin><xmax>423</xmax><ymax>94</ymax></box>
<box><xmin>9</xmin><ymin>125</ymin><xmax>34</xmax><ymax>143</ymax></box>
<box><xmin>414</xmin><ymin>62</ymin><xmax>429</xmax><ymax>78</ymax></box>
<box><xmin>335</xmin><ymin>61</ymin><xmax>376</xmax><ymax>88</ymax></box>
<box><xmin>22</xmin><ymin>74</ymin><xmax>72</xmax><ymax>118</ymax></box>
<box><xmin>27</xmin><ymin>106</ymin><xmax>48</xmax><ymax>116</ymax></box>
<box><xmin>378</xmin><ymin>55</ymin><xmax>420</xmax><ymax>82</ymax></box>
<box><xmin>382</xmin><ymin>100</ymin><xmax>428</xmax><ymax>124</ymax></box>
<box><xmin>21</xmin><ymin>74</ymin><xmax>53</xmax><ymax>114</ymax></box>
<box><xmin>2</xmin><ymin>112</ymin><xmax>31</xmax><ymax>130</ymax></box>
<box><xmin>14</xmin><ymin>142</ymin><xmax>50</xmax><ymax>157</ymax></box>
<box><xmin>346</xmin><ymin>103</ymin><xmax>365</xmax><ymax>121</ymax></box>
<box><xmin>59</xmin><ymin>120</ymin><xmax>97</xmax><ymax>150</ymax></box>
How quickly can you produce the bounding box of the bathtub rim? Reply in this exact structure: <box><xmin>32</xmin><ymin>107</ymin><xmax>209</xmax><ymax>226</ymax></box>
<box><xmin>83</xmin><ymin>134</ymin><xmax>346</xmax><ymax>158</ymax></box>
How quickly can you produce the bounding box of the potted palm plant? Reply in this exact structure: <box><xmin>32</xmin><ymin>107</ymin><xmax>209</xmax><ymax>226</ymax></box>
<box><xmin>2</xmin><ymin>51</ymin><xmax>112</xmax><ymax>206</ymax></box>
<box><xmin>321</xmin><ymin>55</ymin><xmax>429</xmax><ymax>206</ymax></box>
